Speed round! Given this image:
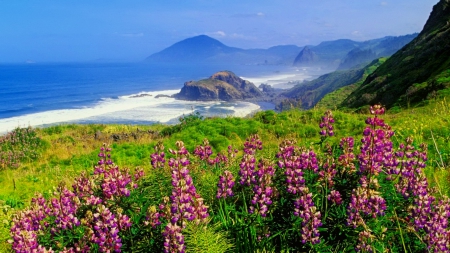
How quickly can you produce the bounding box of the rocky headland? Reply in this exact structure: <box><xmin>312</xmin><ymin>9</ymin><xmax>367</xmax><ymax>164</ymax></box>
<box><xmin>174</xmin><ymin>71</ymin><xmax>265</xmax><ymax>101</ymax></box>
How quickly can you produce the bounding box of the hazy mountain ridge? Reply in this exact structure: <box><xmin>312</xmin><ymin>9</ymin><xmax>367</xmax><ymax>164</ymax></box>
<box><xmin>294</xmin><ymin>34</ymin><xmax>417</xmax><ymax>70</ymax></box>
<box><xmin>146</xmin><ymin>34</ymin><xmax>416</xmax><ymax>68</ymax></box>
<box><xmin>146</xmin><ymin>35</ymin><xmax>301</xmax><ymax>65</ymax></box>
<box><xmin>341</xmin><ymin>0</ymin><xmax>450</xmax><ymax>109</ymax></box>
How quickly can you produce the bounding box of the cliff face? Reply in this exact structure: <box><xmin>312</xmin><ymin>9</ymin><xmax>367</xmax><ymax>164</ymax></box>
<box><xmin>175</xmin><ymin>71</ymin><xmax>263</xmax><ymax>101</ymax></box>
<box><xmin>341</xmin><ymin>0</ymin><xmax>450</xmax><ymax>109</ymax></box>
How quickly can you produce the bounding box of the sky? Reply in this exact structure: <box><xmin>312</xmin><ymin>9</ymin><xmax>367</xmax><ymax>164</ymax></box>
<box><xmin>0</xmin><ymin>0</ymin><xmax>438</xmax><ymax>63</ymax></box>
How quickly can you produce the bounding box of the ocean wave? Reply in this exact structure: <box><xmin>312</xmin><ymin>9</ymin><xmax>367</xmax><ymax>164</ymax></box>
<box><xmin>0</xmin><ymin>89</ymin><xmax>261</xmax><ymax>134</ymax></box>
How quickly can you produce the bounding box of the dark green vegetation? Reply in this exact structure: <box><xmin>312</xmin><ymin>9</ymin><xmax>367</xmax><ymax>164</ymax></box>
<box><xmin>342</xmin><ymin>0</ymin><xmax>450</xmax><ymax>109</ymax></box>
<box><xmin>175</xmin><ymin>71</ymin><xmax>263</xmax><ymax>101</ymax></box>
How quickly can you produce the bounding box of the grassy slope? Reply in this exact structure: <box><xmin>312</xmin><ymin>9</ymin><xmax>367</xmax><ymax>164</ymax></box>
<box><xmin>1</xmin><ymin>96</ymin><xmax>450</xmax><ymax>251</ymax></box>
<box><xmin>316</xmin><ymin>58</ymin><xmax>387</xmax><ymax>110</ymax></box>
<box><xmin>341</xmin><ymin>0</ymin><xmax>450</xmax><ymax>109</ymax></box>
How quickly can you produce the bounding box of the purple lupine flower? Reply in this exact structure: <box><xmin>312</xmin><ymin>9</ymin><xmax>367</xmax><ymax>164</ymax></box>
<box><xmin>227</xmin><ymin>145</ymin><xmax>238</xmax><ymax>159</ymax></box>
<box><xmin>389</xmin><ymin>138</ymin><xmax>428</xmax><ymax>198</ymax></box>
<box><xmin>49</xmin><ymin>186</ymin><xmax>81</xmax><ymax>230</ymax></box>
<box><xmin>163</xmin><ymin>141</ymin><xmax>209</xmax><ymax>252</ymax></box>
<box><xmin>347</xmin><ymin>178</ymin><xmax>386</xmax><ymax>228</ymax></box>
<box><xmin>277</xmin><ymin>141</ymin><xmax>322</xmax><ymax>244</ymax></box>
<box><xmin>249</xmin><ymin>159</ymin><xmax>275</xmax><ymax>217</ymax></box>
<box><xmin>151</xmin><ymin>142</ymin><xmax>166</xmax><ymax>169</ymax></box>
<box><xmin>239</xmin><ymin>153</ymin><xmax>256</xmax><ymax>186</ymax></box>
<box><xmin>338</xmin><ymin>137</ymin><xmax>356</xmax><ymax>174</ymax></box>
<box><xmin>91</xmin><ymin>205</ymin><xmax>124</xmax><ymax>253</ymax></box>
<box><xmin>194</xmin><ymin>139</ymin><xmax>213</xmax><ymax>161</ymax></box>
<box><xmin>239</xmin><ymin>135</ymin><xmax>263</xmax><ymax>186</ymax></box>
<box><xmin>217</xmin><ymin>170</ymin><xmax>235</xmax><ymax>199</ymax></box>
<box><xmin>319</xmin><ymin>110</ymin><xmax>335</xmax><ymax>137</ymax></box>
<box><xmin>294</xmin><ymin>190</ymin><xmax>322</xmax><ymax>244</ymax></box>
<box><xmin>347</xmin><ymin>105</ymin><xmax>390</xmax><ymax>231</ymax></box>
<box><xmin>101</xmin><ymin>166</ymin><xmax>133</xmax><ymax>199</ymax></box>
<box><xmin>243</xmin><ymin>134</ymin><xmax>263</xmax><ymax>155</ymax></box>
<box><xmin>355</xmin><ymin>230</ymin><xmax>374</xmax><ymax>252</ymax></box>
<box><xmin>163</xmin><ymin>223</ymin><xmax>185</xmax><ymax>253</ymax></box>
<box><xmin>327</xmin><ymin>190</ymin><xmax>343</xmax><ymax>205</ymax></box>
<box><xmin>72</xmin><ymin>171</ymin><xmax>96</xmax><ymax>199</ymax></box>
<box><xmin>285</xmin><ymin>148</ymin><xmax>318</xmax><ymax>194</ymax></box>
<box><xmin>318</xmin><ymin>144</ymin><xmax>337</xmax><ymax>188</ymax></box>
<box><xmin>145</xmin><ymin>206</ymin><xmax>162</xmax><ymax>228</ymax></box>
<box><xmin>10</xmin><ymin>194</ymin><xmax>49</xmax><ymax>252</ymax></box>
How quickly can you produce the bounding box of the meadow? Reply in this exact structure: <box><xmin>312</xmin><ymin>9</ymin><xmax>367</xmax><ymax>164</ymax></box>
<box><xmin>1</xmin><ymin>98</ymin><xmax>450</xmax><ymax>252</ymax></box>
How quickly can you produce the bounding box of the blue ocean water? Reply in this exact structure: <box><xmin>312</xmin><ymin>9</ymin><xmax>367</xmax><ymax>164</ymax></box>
<box><xmin>0</xmin><ymin>62</ymin><xmax>308</xmax><ymax>132</ymax></box>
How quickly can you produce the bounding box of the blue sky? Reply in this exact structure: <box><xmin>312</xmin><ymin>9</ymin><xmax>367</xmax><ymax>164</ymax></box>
<box><xmin>0</xmin><ymin>0</ymin><xmax>437</xmax><ymax>63</ymax></box>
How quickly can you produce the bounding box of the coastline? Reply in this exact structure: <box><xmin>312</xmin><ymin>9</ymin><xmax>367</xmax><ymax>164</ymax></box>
<box><xmin>0</xmin><ymin>66</ymin><xmax>313</xmax><ymax>135</ymax></box>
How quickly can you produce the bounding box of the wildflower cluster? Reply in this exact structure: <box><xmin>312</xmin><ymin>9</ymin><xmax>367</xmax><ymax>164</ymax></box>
<box><xmin>249</xmin><ymin>159</ymin><xmax>275</xmax><ymax>217</ymax></box>
<box><xmin>319</xmin><ymin>110</ymin><xmax>334</xmax><ymax>137</ymax></box>
<box><xmin>239</xmin><ymin>134</ymin><xmax>262</xmax><ymax>186</ymax></box>
<box><xmin>217</xmin><ymin>170</ymin><xmax>235</xmax><ymax>199</ymax></box>
<box><xmin>0</xmin><ymin>127</ymin><xmax>41</xmax><ymax>169</ymax></box>
<box><xmin>150</xmin><ymin>142</ymin><xmax>166</xmax><ymax>169</ymax></box>
<box><xmin>345</xmin><ymin>105</ymin><xmax>392</xmax><ymax>249</ymax></box>
<box><xmin>10</xmin><ymin>144</ymin><xmax>139</xmax><ymax>252</ymax></box>
<box><xmin>390</xmin><ymin>138</ymin><xmax>450</xmax><ymax>252</ymax></box>
<box><xmin>193</xmin><ymin>139</ymin><xmax>213</xmax><ymax>162</ymax></box>
<box><xmin>276</xmin><ymin>140</ymin><xmax>322</xmax><ymax>244</ymax></box>
<box><xmin>162</xmin><ymin>141</ymin><xmax>209</xmax><ymax>253</ymax></box>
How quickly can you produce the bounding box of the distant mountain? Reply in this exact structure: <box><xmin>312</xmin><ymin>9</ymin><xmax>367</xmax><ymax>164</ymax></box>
<box><xmin>341</xmin><ymin>0</ymin><xmax>450</xmax><ymax>109</ymax></box>
<box><xmin>145</xmin><ymin>34</ymin><xmax>415</xmax><ymax>67</ymax></box>
<box><xmin>145</xmin><ymin>35</ymin><xmax>241</xmax><ymax>62</ymax></box>
<box><xmin>146</xmin><ymin>35</ymin><xmax>301</xmax><ymax>65</ymax></box>
<box><xmin>292</xmin><ymin>34</ymin><xmax>417</xmax><ymax>70</ymax></box>
<box><xmin>337</xmin><ymin>48</ymin><xmax>377</xmax><ymax>70</ymax></box>
<box><xmin>293</xmin><ymin>46</ymin><xmax>319</xmax><ymax>66</ymax></box>
<box><xmin>175</xmin><ymin>71</ymin><xmax>263</xmax><ymax>101</ymax></box>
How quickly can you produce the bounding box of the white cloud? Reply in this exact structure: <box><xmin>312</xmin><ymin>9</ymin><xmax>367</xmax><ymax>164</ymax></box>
<box><xmin>211</xmin><ymin>31</ymin><xmax>226</xmax><ymax>37</ymax></box>
<box><xmin>257</xmin><ymin>12</ymin><xmax>265</xmax><ymax>17</ymax></box>
<box><xmin>380</xmin><ymin>2</ymin><xmax>388</xmax><ymax>6</ymax></box>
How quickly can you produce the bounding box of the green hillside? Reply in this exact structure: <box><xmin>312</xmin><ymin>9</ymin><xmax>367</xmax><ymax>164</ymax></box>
<box><xmin>342</xmin><ymin>0</ymin><xmax>450</xmax><ymax>110</ymax></box>
<box><xmin>317</xmin><ymin>58</ymin><xmax>387</xmax><ymax>109</ymax></box>
<box><xmin>280</xmin><ymin>58</ymin><xmax>386</xmax><ymax>109</ymax></box>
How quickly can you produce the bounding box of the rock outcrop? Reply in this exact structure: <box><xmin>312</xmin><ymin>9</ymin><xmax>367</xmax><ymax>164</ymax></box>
<box><xmin>175</xmin><ymin>71</ymin><xmax>263</xmax><ymax>101</ymax></box>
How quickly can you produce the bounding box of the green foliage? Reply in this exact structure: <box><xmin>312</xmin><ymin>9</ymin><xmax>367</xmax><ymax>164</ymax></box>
<box><xmin>184</xmin><ymin>221</ymin><xmax>234</xmax><ymax>253</ymax></box>
<box><xmin>161</xmin><ymin>112</ymin><xmax>204</xmax><ymax>137</ymax></box>
<box><xmin>2</xmin><ymin>97</ymin><xmax>450</xmax><ymax>252</ymax></box>
<box><xmin>0</xmin><ymin>127</ymin><xmax>44</xmax><ymax>170</ymax></box>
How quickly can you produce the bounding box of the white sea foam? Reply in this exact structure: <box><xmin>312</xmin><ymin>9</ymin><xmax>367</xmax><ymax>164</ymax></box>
<box><xmin>0</xmin><ymin>89</ymin><xmax>261</xmax><ymax>134</ymax></box>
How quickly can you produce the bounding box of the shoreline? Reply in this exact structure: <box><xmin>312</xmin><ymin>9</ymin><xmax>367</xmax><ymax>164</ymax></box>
<box><xmin>0</xmin><ymin>67</ymin><xmax>317</xmax><ymax>135</ymax></box>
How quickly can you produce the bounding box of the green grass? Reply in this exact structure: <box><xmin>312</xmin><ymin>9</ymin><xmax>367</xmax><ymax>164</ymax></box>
<box><xmin>1</xmin><ymin>96</ymin><xmax>450</xmax><ymax>252</ymax></box>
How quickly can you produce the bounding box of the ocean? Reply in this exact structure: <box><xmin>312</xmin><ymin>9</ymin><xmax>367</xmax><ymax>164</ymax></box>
<box><xmin>0</xmin><ymin>62</ymin><xmax>316</xmax><ymax>134</ymax></box>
